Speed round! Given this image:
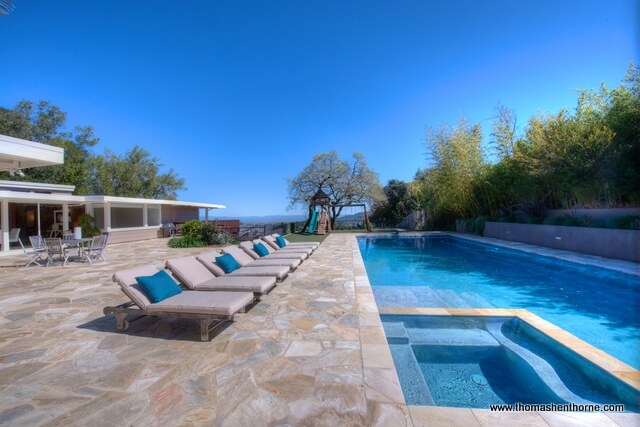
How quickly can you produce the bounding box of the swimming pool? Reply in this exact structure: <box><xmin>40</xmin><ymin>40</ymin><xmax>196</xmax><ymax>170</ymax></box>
<box><xmin>358</xmin><ymin>235</ymin><xmax>640</xmax><ymax>369</ymax></box>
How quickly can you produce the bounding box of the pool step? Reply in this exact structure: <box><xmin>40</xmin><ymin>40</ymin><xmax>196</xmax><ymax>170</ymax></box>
<box><xmin>406</xmin><ymin>328</ymin><xmax>500</xmax><ymax>346</ymax></box>
<box><xmin>389</xmin><ymin>344</ymin><xmax>434</xmax><ymax>405</ymax></box>
<box><xmin>383</xmin><ymin>321</ymin><xmax>409</xmax><ymax>344</ymax></box>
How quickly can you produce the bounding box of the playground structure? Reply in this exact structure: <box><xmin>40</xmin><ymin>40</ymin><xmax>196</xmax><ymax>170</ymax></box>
<box><xmin>301</xmin><ymin>189</ymin><xmax>372</xmax><ymax>234</ymax></box>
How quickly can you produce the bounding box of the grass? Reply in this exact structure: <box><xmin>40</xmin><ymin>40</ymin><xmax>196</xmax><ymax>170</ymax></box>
<box><xmin>284</xmin><ymin>233</ymin><xmax>328</xmax><ymax>243</ymax></box>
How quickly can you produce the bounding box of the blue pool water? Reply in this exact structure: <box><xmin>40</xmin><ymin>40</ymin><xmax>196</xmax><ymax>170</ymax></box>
<box><xmin>383</xmin><ymin>314</ymin><xmax>640</xmax><ymax>410</ymax></box>
<box><xmin>358</xmin><ymin>235</ymin><xmax>640</xmax><ymax>369</ymax></box>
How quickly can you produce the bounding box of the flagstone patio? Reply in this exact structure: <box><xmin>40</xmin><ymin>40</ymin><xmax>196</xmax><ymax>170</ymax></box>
<box><xmin>0</xmin><ymin>234</ymin><xmax>637</xmax><ymax>426</ymax></box>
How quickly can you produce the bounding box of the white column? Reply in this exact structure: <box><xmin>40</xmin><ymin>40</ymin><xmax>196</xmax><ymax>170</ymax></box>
<box><xmin>205</xmin><ymin>208</ymin><xmax>209</xmax><ymax>221</ymax></box>
<box><xmin>37</xmin><ymin>202</ymin><xmax>41</xmax><ymax>236</ymax></box>
<box><xmin>62</xmin><ymin>203</ymin><xmax>69</xmax><ymax>233</ymax></box>
<box><xmin>143</xmin><ymin>204</ymin><xmax>148</xmax><ymax>227</ymax></box>
<box><xmin>104</xmin><ymin>202</ymin><xmax>111</xmax><ymax>231</ymax></box>
<box><xmin>1</xmin><ymin>199</ymin><xmax>9</xmax><ymax>253</ymax></box>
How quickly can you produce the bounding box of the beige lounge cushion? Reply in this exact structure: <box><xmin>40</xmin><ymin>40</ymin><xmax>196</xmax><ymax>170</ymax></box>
<box><xmin>229</xmin><ymin>265</ymin><xmax>289</xmax><ymax>281</ymax></box>
<box><xmin>195</xmin><ymin>276</ymin><xmax>276</xmax><ymax>294</ymax></box>
<box><xmin>147</xmin><ymin>290</ymin><xmax>254</xmax><ymax>316</ymax></box>
<box><xmin>261</xmin><ymin>236</ymin><xmax>313</xmax><ymax>256</ymax></box>
<box><xmin>166</xmin><ymin>256</ymin><xmax>216</xmax><ymax>289</ymax></box>
<box><xmin>112</xmin><ymin>264</ymin><xmax>160</xmax><ymax>310</ymax></box>
<box><xmin>239</xmin><ymin>241</ymin><xmax>261</xmax><ymax>259</ymax></box>
<box><xmin>244</xmin><ymin>257</ymin><xmax>301</xmax><ymax>269</ymax></box>
<box><xmin>270</xmin><ymin>234</ymin><xmax>319</xmax><ymax>250</ymax></box>
<box><xmin>221</xmin><ymin>246</ymin><xmax>256</xmax><ymax>266</ymax></box>
<box><xmin>252</xmin><ymin>239</ymin><xmax>308</xmax><ymax>260</ymax></box>
<box><xmin>196</xmin><ymin>251</ymin><xmax>226</xmax><ymax>276</ymax></box>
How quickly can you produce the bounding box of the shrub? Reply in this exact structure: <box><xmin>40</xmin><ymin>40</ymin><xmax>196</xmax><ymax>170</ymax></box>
<box><xmin>561</xmin><ymin>216</ymin><xmax>581</xmax><ymax>227</ymax></box>
<box><xmin>78</xmin><ymin>213</ymin><xmax>101</xmax><ymax>237</ymax></box>
<box><xmin>180</xmin><ymin>220</ymin><xmax>202</xmax><ymax>237</ymax></box>
<box><xmin>527</xmin><ymin>216</ymin><xmax>543</xmax><ymax>224</ymax></box>
<box><xmin>610</xmin><ymin>215</ymin><xmax>640</xmax><ymax>230</ymax></box>
<box><xmin>168</xmin><ymin>235</ymin><xmax>206</xmax><ymax>248</ymax></box>
<box><xmin>199</xmin><ymin>221</ymin><xmax>220</xmax><ymax>244</ymax></box>
<box><xmin>543</xmin><ymin>216</ymin><xmax>564</xmax><ymax>225</ymax></box>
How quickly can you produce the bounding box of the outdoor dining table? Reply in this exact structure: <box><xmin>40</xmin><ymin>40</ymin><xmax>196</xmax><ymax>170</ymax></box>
<box><xmin>63</xmin><ymin>237</ymin><xmax>93</xmax><ymax>258</ymax></box>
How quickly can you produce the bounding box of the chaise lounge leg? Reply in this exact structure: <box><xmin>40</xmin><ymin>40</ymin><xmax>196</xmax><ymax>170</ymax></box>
<box><xmin>116</xmin><ymin>312</ymin><xmax>129</xmax><ymax>331</ymax></box>
<box><xmin>200</xmin><ymin>319</ymin><xmax>213</xmax><ymax>341</ymax></box>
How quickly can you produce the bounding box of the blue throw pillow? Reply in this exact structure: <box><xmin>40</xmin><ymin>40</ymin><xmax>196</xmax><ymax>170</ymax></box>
<box><xmin>253</xmin><ymin>242</ymin><xmax>269</xmax><ymax>257</ymax></box>
<box><xmin>215</xmin><ymin>253</ymin><xmax>241</xmax><ymax>273</ymax></box>
<box><xmin>275</xmin><ymin>236</ymin><xmax>287</xmax><ymax>248</ymax></box>
<box><xmin>135</xmin><ymin>270</ymin><xmax>182</xmax><ymax>303</ymax></box>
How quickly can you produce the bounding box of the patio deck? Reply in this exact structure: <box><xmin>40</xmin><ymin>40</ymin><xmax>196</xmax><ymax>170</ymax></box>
<box><xmin>0</xmin><ymin>234</ymin><xmax>637</xmax><ymax>426</ymax></box>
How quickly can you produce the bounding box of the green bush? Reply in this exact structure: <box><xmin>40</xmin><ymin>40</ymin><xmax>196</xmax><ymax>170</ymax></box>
<box><xmin>168</xmin><ymin>235</ymin><xmax>206</xmax><ymax>248</ymax></box>
<box><xmin>610</xmin><ymin>215</ymin><xmax>640</xmax><ymax>230</ymax></box>
<box><xmin>527</xmin><ymin>216</ymin><xmax>543</xmax><ymax>224</ymax></box>
<box><xmin>561</xmin><ymin>216</ymin><xmax>581</xmax><ymax>227</ymax></box>
<box><xmin>199</xmin><ymin>221</ymin><xmax>220</xmax><ymax>244</ymax></box>
<box><xmin>543</xmin><ymin>216</ymin><xmax>565</xmax><ymax>225</ymax></box>
<box><xmin>180</xmin><ymin>220</ymin><xmax>202</xmax><ymax>237</ymax></box>
<box><xmin>78</xmin><ymin>213</ymin><xmax>101</xmax><ymax>237</ymax></box>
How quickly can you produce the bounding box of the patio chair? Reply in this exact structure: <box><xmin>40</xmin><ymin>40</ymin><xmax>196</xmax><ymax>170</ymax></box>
<box><xmin>270</xmin><ymin>233</ymin><xmax>320</xmax><ymax>250</ymax></box>
<box><xmin>80</xmin><ymin>234</ymin><xmax>106</xmax><ymax>264</ymax></box>
<box><xmin>239</xmin><ymin>240</ymin><xmax>308</xmax><ymax>262</ymax></box>
<box><xmin>104</xmin><ymin>264</ymin><xmax>255</xmax><ymax>341</ymax></box>
<box><xmin>8</xmin><ymin>228</ymin><xmax>21</xmax><ymax>248</ymax></box>
<box><xmin>19</xmin><ymin>235</ymin><xmax>47</xmax><ymax>267</ymax></box>
<box><xmin>198</xmin><ymin>247</ymin><xmax>291</xmax><ymax>280</ymax></box>
<box><xmin>166</xmin><ymin>256</ymin><xmax>277</xmax><ymax>299</ymax></box>
<box><xmin>216</xmin><ymin>245</ymin><xmax>301</xmax><ymax>270</ymax></box>
<box><xmin>100</xmin><ymin>232</ymin><xmax>111</xmax><ymax>260</ymax></box>
<box><xmin>44</xmin><ymin>237</ymin><xmax>70</xmax><ymax>267</ymax></box>
<box><xmin>48</xmin><ymin>223</ymin><xmax>61</xmax><ymax>238</ymax></box>
<box><xmin>261</xmin><ymin>235</ymin><xmax>314</xmax><ymax>256</ymax></box>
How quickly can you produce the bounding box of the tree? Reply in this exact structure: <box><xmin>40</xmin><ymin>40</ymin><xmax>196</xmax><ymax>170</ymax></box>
<box><xmin>370</xmin><ymin>180</ymin><xmax>419</xmax><ymax>227</ymax></box>
<box><xmin>490</xmin><ymin>104</ymin><xmax>519</xmax><ymax>159</ymax></box>
<box><xmin>418</xmin><ymin>118</ymin><xmax>485</xmax><ymax>226</ymax></box>
<box><xmin>0</xmin><ymin>99</ymin><xmax>186</xmax><ymax>199</ymax></box>
<box><xmin>287</xmin><ymin>151</ymin><xmax>383</xmax><ymax>226</ymax></box>
<box><xmin>89</xmin><ymin>146</ymin><xmax>185</xmax><ymax>199</ymax></box>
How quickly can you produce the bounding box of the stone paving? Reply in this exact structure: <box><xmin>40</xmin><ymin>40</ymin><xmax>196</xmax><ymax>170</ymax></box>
<box><xmin>0</xmin><ymin>233</ymin><xmax>638</xmax><ymax>426</ymax></box>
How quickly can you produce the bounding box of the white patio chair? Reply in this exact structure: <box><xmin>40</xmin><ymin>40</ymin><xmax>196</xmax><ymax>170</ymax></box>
<box><xmin>80</xmin><ymin>234</ymin><xmax>105</xmax><ymax>264</ymax></box>
<box><xmin>100</xmin><ymin>231</ymin><xmax>111</xmax><ymax>260</ymax></box>
<box><xmin>44</xmin><ymin>238</ymin><xmax>70</xmax><ymax>267</ymax></box>
<box><xmin>48</xmin><ymin>223</ymin><xmax>61</xmax><ymax>238</ymax></box>
<box><xmin>9</xmin><ymin>228</ymin><xmax>21</xmax><ymax>248</ymax></box>
<box><xmin>20</xmin><ymin>235</ymin><xmax>47</xmax><ymax>267</ymax></box>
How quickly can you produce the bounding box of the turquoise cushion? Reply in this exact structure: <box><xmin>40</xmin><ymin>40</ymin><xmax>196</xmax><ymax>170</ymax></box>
<box><xmin>253</xmin><ymin>242</ymin><xmax>269</xmax><ymax>257</ymax></box>
<box><xmin>215</xmin><ymin>253</ymin><xmax>241</xmax><ymax>273</ymax></box>
<box><xmin>135</xmin><ymin>270</ymin><xmax>182</xmax><ymax>303</ymax></box>
<box><xmin>275</xmin><ymin>236</ymin><xmax>287</xmax><ymax>248</ymax></box>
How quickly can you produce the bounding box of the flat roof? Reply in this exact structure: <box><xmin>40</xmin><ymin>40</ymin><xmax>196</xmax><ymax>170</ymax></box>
<box><xmin>0</xmin><ymin>191</ymin><xmax>225</xmax><ymax>209</ymax></box>
<box><xmin>0</xmin><ymin>134</ymin><xmax>65</xmax><ymax>172</ymax></box>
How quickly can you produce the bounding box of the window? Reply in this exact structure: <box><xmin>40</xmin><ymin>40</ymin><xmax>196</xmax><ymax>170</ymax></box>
<box><xmin>111</xmin><ymin>204</ymin><xmax>144</xmax><ymax>228</ymax></box>
<box><xmin>148</xmin><ymin>205</ymin><xmax>161</xmax><ymax>226</ymax></box>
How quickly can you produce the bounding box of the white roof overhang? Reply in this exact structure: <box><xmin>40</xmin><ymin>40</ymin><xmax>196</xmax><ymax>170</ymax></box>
<box><xmin>0</xmin><ymin>134</ymin><xmax>64</xmax><ymax>172</ymax></box>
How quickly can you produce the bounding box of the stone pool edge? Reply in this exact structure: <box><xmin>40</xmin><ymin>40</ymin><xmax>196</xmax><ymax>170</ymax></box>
<box><xmin>351</xmin><ymin>233</ymin><xmax>640</xmax><ymax>426</ymax></box>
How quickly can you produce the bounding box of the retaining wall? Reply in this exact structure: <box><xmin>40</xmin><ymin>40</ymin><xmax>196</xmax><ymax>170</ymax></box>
<box><xmin>483</xmin><ymin>222</ymin><xmax>640</xmax><ymax>263</ymax></box>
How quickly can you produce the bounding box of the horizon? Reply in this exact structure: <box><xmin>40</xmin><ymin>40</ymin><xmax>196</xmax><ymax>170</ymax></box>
<box><xmin>1</xmin><ymin>1</ymin><xmax>637</xmax><ymax>216</ymax></box>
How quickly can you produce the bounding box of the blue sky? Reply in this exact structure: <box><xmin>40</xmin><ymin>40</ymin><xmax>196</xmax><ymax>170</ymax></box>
<box><xmin>0</xmin><ymin>1</ymin><xmax>637</xmax><ymax>217</ymax></box>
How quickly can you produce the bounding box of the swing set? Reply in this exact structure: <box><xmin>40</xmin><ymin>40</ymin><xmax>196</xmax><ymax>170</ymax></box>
<box><xmin>301</xmin><ymin>189</ymin><xmax>372</xmax><ymax>234</ymax></box>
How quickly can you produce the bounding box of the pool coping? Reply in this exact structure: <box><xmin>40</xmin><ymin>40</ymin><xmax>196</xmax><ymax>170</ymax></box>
<box><xmin>350</xmin><ymin>233</ymin><xmax>640</xmax><ymax>425</ymax></box>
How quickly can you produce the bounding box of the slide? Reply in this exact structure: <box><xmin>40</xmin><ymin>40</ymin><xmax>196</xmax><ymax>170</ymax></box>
<box><xmin>308</xmin><ymin>210</ymin><xmax>318</xmax><ymax>233</ymax></box>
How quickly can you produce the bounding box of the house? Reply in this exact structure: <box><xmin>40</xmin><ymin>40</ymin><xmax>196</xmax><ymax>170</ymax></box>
<box><xmin>0</xmin><ymin>134</ymin><xmax>224</xmax><ymax>254</ymax></box>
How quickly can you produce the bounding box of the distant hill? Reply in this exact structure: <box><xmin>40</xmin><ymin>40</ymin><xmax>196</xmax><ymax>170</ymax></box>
<box><xmin>207</xmin><ymin>214</ymin><xmax>307</xmax><ymax>224</ymax></box>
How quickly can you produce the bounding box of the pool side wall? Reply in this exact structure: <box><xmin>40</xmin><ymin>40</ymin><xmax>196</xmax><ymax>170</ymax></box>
<box><xmin>483</xmin><ymin>222</ymin><xmax>640</xmax><ymax>263</ymax></box>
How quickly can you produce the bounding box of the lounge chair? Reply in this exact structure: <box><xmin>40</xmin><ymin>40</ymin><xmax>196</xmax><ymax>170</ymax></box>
<box><xmin>263</xmin><ymin>234</ymin><xmax>318</xmax><ymax>253</ymax></box>
<box><xmin>239</xmin><ymin>240</ymin><xmax>308</xmax><ymax>261</ymax></box>
<box><xmin>105</xmin><ymin>264</ymin><xmax>254</xmax><ymax>341</ymax></box>
<box><xmin>195</xmin><ymin>249</ymin><xmax>290</xmax><ymax>281</ymax></box>
<box><xmin>258</xmin><ymin>236</ymin><xmax>314</xmax><ymax>257</ymax></box>
<box><xmin>270</xmin><ymin>233</ymin><xmax>320</xmax><ymax>250</ymax></box>
<box><xmin>217</xmin><ymin>245</ymin><xmax>300</xmax><ymax>270</ymax></box>
<box><xmin>166</xmin><ymin>256</ymin><xmax>277</xmax><ymax>298</ymax></box>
